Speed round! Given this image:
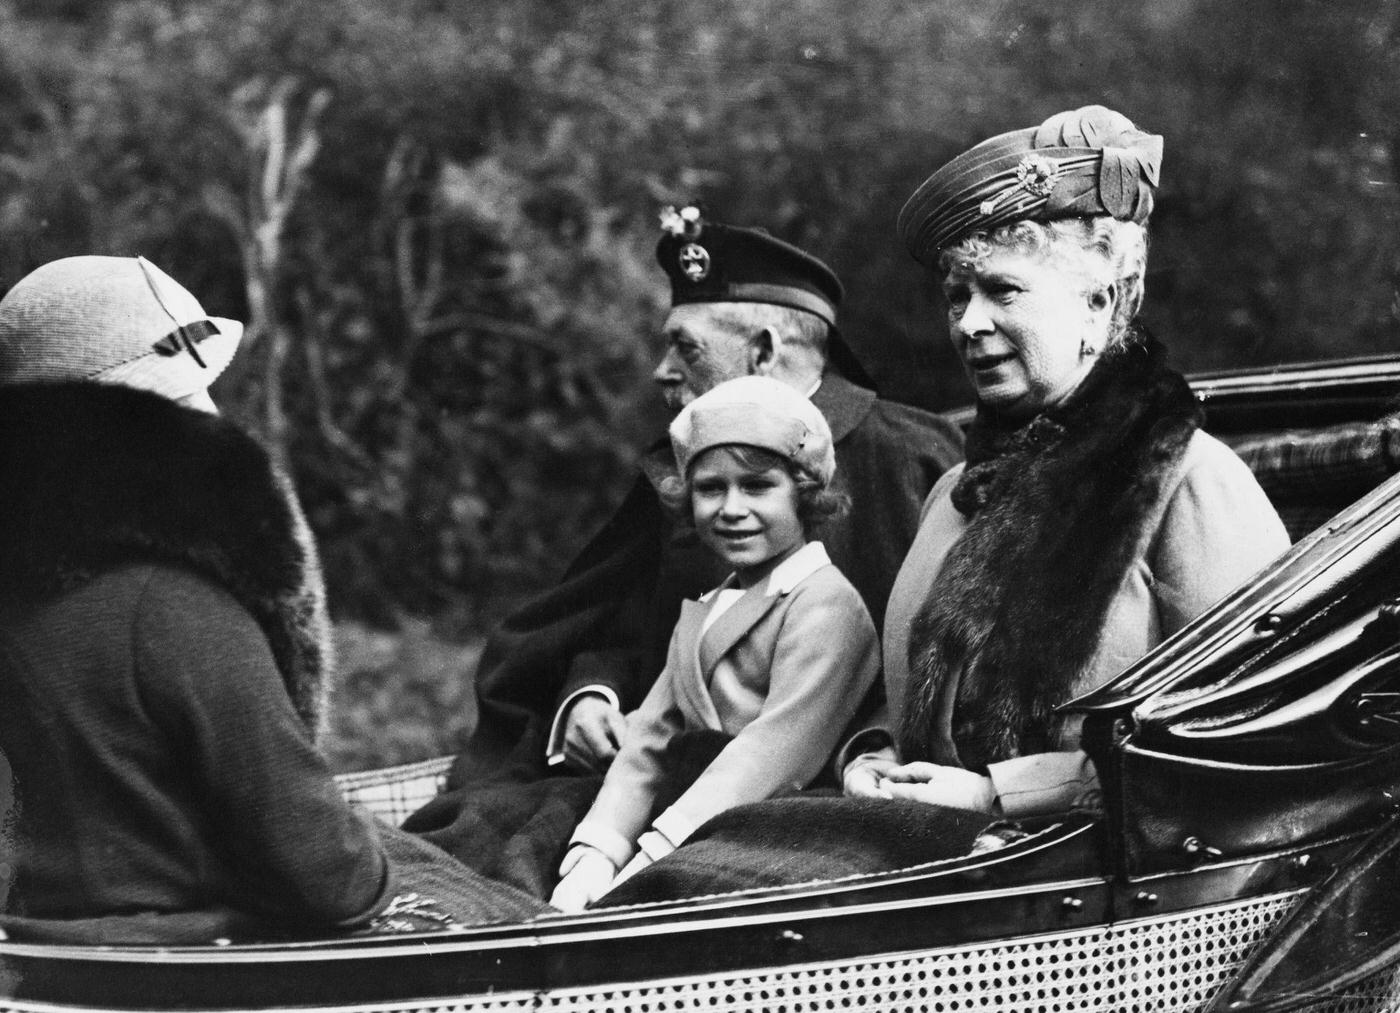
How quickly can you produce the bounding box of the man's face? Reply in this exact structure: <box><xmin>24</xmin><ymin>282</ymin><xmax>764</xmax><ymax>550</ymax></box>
<box><xmin>652</xmin><ymin>304</ymin><xmax>753</xmax><ymax>414</ymax></box>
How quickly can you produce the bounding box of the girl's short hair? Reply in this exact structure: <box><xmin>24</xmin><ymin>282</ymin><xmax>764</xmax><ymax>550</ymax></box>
<box><xmin>657</xmin><ymin>444</ymin><xmax>848</xmax><ymax>539</ymax></box>
<box><xmin>937</xmin><ymin>216</ymin><xmax>1149</xmax><ymax>349</ymax></box>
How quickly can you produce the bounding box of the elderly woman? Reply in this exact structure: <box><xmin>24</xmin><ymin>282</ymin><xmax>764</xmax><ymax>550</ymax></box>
<box><xmin>0</xmin><ymin>256</ymin><xmax>545</xmax><ymax>943</ymax></box>
<box><xmin>839</xmin><ymin>104</ymin><xmax>1289</xmax><ymax>818</ymax></box>
<box><xmin>598</xmin><ymin>106</ymin><xmax>1289</xmax><ymax>904</ymax></box>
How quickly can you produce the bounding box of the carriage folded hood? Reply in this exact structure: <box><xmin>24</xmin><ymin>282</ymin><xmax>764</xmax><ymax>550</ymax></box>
<box><xmin>1065</xmin><ymin>465</ymin><xmax>1400</xmax><ymax>876</ymax></box>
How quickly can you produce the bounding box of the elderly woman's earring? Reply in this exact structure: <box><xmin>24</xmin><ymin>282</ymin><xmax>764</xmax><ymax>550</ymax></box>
<box><xmin>1079</xmin><ymin>338</ymin><xmax>1097</xmax><ymax>359</ymax></box>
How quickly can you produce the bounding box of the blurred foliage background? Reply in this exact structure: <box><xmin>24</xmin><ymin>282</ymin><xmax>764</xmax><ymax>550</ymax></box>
<box><xmin>1</xmin><ymin>0</ymin><xmax>1397</xmax><ymax>768</ymax></box>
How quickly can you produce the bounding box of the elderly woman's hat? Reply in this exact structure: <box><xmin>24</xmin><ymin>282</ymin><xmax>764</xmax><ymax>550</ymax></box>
<box><xmin>669</xmin><ymin>375</ymin><xmax>836</xmax><ymax>486</ymax></box>
<box><xmin>0</xmin><ymin>255</ymin><xmax>243</xmax><ymax>410</ymax></box>
<box><xmin>897</xmin><ymin>105</ymin><xmax>1163</xmax><ymax>266</ymax></box>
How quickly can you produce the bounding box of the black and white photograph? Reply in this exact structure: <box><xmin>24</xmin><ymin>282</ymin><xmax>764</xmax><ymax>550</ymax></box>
<box><xmin>1</xmin><ymin>1</ymin><xmax>1398</xmax><ymax>1010</ymax></box>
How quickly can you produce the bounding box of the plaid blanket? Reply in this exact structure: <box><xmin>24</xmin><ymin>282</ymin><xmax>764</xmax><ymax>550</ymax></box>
<box><xmin>404</xmin><ymin>730</ymin><xmax>731</xmax><ymax>899</ymax></box>
<box><xmin>1228</xmin><ymin>415</ymin><xmax>1400</xmax><ymax>540</ymax></box>
<box><xmin>596</xmin><ymin>796</ymin><xmax>993</xmax><ymax>907</ymax></box>
<box><xmin>372</xmin><ymin>819</ymin><xmax>555</xmax><ymax>925</ymax></box>
<box><xmin>404</xmin><ymin>773</ymin><xmax>602</xmax><ymax>899</ymax></box>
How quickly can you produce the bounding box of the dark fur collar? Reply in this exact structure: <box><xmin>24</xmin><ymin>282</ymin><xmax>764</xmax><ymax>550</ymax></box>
<box><xmin>0</xmin><ymin>383</ymin><xmax>332</xmax><ymax>735</ymax></box>
<box><xmin>899</xmin><ymin>333</ymin><xmax>1202</xmax><ymax>768</ymax></box>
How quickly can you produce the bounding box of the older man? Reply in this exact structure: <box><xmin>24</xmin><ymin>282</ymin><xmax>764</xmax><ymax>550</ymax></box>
<box><xmin>406</xmin><ymin>211</ymin><xmax>961</xmax><ymax>894</ymax></box>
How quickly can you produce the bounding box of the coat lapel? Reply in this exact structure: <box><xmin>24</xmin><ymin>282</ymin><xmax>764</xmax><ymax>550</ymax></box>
<box><xmin>673</xmin><ymin>598</ymin><xmax>708</xmax><ymax>666</ymax></box>
<box><xmin>697</xmin><ymin>543</ymin><xmax>832</xmax><ymax>680</ymax></box>
<box><xmin>696</xmin><ymin>586</ymin><xmax>784</xmax><ymax>682</ymax></box>
<box><xmin>672</xmin><ymin>598</ymin><xmax>723</xmax><ymax>728</ymax></box>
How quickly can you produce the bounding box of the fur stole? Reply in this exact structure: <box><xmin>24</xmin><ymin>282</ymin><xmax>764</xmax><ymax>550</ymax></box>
<box><xmin>899</xmin><ymin>333</ymin><xmax>1201</xmax><ymax>769</ymax></box>
<box><xmin>0</xmin><ymin>383</ymin><xmax>332</xmax><ymax>736</ymax></box>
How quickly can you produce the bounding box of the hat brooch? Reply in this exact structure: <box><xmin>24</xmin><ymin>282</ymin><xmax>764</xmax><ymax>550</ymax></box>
<box><xmin>979</xmin><ymin>155</ymin><xmax>1060</xmax><ymax>216</ymax></box>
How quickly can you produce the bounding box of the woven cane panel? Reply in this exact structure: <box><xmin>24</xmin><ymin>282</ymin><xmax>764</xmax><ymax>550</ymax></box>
<box><xmin>528</xmin><ymin>895</ymin><xmax>1284</xmax><ymax>1013</ymax></box>
<box><xmin>335</xmin><ymin>755</ymin><xmax>454</xmax><ymax>827</ymax></box>
<box><xmin>1310</xmin><ymin>966</ymin><xmax>1400</xmax><ymax>1013</ymax></box>
<box><xmin>3</xmin><ymin>893</ymin><xmax>1398</xmax><ymax>1013</ymax></box>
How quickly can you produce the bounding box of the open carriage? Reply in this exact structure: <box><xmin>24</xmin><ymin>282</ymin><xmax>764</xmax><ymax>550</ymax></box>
<box><xmin>5</xmin><ymin>355</ymin><xmax>1400</xmax><ymax>1013</ymax></box>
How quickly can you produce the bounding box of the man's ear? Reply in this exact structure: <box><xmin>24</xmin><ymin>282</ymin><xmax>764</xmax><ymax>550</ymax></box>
<box><xmin>748</xmin><ymin>327</ymin><xmax>777</xmax><ymax>375</ymax></box>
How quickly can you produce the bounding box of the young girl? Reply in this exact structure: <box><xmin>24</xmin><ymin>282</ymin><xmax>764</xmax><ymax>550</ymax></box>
<box><xmin>550</xmin><ymin>375</ymin><xmax>880</xmax><ymax>912</ymax></box>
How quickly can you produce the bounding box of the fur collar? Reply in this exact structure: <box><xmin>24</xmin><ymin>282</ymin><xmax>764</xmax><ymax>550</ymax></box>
<box><xmin>0</xmin><ymin>383</ymin><xmax>332</xmax><ymax>735</ymax></box>
<box><xmin>899</xmin><ymin>333</ymin><xmax>1201</xmax><ymax>768</ymax></box>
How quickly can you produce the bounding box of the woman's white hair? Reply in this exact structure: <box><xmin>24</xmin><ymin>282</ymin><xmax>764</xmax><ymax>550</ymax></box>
<box><xmin>937</xmin><ymin>217</ymin><xmax>1149</xmax><ymax>349</ymax></box>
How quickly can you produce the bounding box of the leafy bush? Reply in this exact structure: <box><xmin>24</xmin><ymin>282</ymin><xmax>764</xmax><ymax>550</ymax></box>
<box><xmin>323</xmin><ymin>621</ymin><xmax>481</xmax><ymax>772</ymax></box>
<box><xmin>1</xmin><ymin>0</ymin><xmax>1396</xmax><ymax>650</ymax></box>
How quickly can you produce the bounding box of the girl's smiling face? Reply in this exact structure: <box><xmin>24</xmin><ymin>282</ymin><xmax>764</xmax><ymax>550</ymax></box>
<box><xmin>941</xmin><ymin>246</ymin><xmax>1113</xmax><ymax>422</ymax></box>
<box><xmin>689</xmin><ymin>446</ymin><xmax>805</xmax><ymax>587</ymax></box>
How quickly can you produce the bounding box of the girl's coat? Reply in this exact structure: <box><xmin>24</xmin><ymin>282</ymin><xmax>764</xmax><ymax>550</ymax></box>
<box><xmin>572</xmin><ymin>542</ymin><xmax>879</xmax><ymax>864</ymax></box>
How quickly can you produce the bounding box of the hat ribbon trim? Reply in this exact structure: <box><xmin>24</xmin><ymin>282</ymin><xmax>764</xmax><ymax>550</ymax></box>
<box><xmin>978</xmin><ymin>154</ymin><xmax>1062</xmax><ymax>216</ymax></box>
<box><xmin>975</xmin><ymin>152</ymin><xmax>1100</xmax><ymax>220</ymax></box>
<box><xmin>725</xmin><ymin>283</ymin><xmax>836</xmax><ymax>326</ymax></box>
<box><xmin>151</xmin><ymin>319</ymin><xmax>221</xmax><ymax>369</ymax></box>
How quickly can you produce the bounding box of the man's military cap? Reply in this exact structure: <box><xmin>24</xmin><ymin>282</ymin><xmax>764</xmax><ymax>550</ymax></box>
<box><xmin>656</xmin><ymin>207</ymin><xmax>873</xmax><ymax>388</ymax></box>
<box><xmin>656</xmin><ymin>207</ymin><xmax>843</xmax><ymax>324</ymax></box>
<box><xmin>897</xmin><ymin>105</ymin><xmax>1163</xmax><ymax>266</ymax></box>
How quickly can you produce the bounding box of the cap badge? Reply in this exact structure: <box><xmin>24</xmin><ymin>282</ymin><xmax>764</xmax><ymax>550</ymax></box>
<box><xmin>678</xmin><ymin>243</ymin><xmax>711</xmax><ymax>282</ymax></box>
<box><xmin>979</xmin><ymin>155</ymin><xmax>1060</xmax><ymax>216</ymax></box>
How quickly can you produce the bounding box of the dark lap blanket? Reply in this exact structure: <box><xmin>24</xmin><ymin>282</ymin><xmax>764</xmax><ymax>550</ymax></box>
<box><xmin>403</xmin><ymin>773</ymin><xmax>602</xmax><ymax>899</ymax></box>
<box><xmin>370</xmin><ymin>823</ymin><xmax>551</xmax><ymax>929</ymax></box>
<box><xmin>0</xmin><ymin>825</ymin><xmax>548</xmax><ymax>945</ymax></box>
<box><xmin>595</xmin><ymin>796</ymin><xmax>994</xmax><ymax>907</ymax></box>
<box><xmin>404</xmin><ymin>730</ymin><xmax>731</xmax><ymax>900</ymax></box>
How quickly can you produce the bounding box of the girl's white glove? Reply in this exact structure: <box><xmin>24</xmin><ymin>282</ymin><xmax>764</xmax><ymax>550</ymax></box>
<box><xmin>549</xmin><ymin>844</ymin><xmax>618</xmax><ymax>913</ymax></box>
<box><xmin>613</xmin><ymin>828</ymin><xmax>677</xmax><ymax>887</ymax></box>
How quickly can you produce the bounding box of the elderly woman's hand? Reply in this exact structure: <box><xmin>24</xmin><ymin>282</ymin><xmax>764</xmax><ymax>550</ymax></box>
<box><xmin>878</xmin><ymin>762</ymin><xmax>1000</xmax><ymax>813</ymax></box>
<box><xmin>842</xmin><ymin>753</ymin><xmax>901</xmax><ymax>798</ymax></box>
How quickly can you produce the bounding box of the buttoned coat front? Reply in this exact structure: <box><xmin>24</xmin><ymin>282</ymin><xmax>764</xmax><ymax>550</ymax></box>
<box><xmin>574</xmin><ymin>544</ymin><xmax>880</xmax><ymax>859</ymax></box>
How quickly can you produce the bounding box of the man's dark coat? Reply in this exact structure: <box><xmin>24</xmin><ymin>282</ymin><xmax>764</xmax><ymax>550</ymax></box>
<box><xmin>450</xmin><ymin>373</ymin><xmax>964</xmax><ymax>786</ymax></box>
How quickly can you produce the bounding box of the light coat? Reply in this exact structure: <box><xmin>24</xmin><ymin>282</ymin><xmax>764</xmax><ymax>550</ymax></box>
<box><xmin>875</xmin><ymin>430</ymin><xmax>1290</xmax><ymax>816</ymax></box>
<box><xmin>573</xmin><ymin>543</ymin><xmax>879</xmax><ymax>864</ymax></box>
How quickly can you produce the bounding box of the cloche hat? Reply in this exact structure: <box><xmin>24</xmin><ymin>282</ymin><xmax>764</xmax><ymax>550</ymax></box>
<box><xmin>0</xmin><ymin>256</ymin><xmax>243</xmax><ymax>411</ymax></box>
<box><xmin>669</xmin><ymin>375</ymin><xmax>836</xmax><ymax>485</ymax></box>
<box><xmin>897</xmin><ymin>105</ymin><xmax>1163</xmax><ymax>266</ymax></box>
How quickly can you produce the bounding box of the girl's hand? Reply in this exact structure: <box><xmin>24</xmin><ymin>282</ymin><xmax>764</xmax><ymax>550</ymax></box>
<box><xmin>613</xmin><ymin>850</ymin><xmax>653</xmax><ymax>886</ymax></box>
<box><xmin>879</xmin><ymin>762</ymin><xmax>1000</xmax><ymax>813</ymax></box>
<box><xmin>549</xmin><ymin>845</ymin><xmax>618</xmax><ymax>913</ymax></box>
<box><xmin>843</xmin><ymin>755</ymin><xmax>900</xmax><ymax>798</ymax></box>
